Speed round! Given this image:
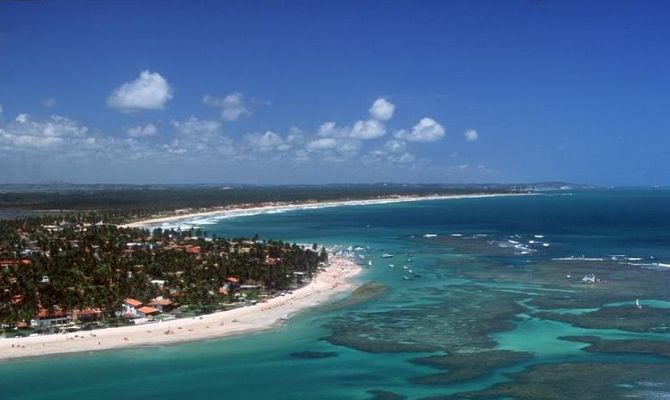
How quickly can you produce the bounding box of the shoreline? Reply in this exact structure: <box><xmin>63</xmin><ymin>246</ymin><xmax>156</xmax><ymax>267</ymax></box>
<box><xmin>0</xmin><ymin>192</ymin><xmax>530</xmax><ymax>361</ymax></box>
<box><xmin>0</xmin><ymin>256</ymin><xmax>362</xmax><ymax>361</ymax></box>
<box><xmin>122</xmin><ymin>192</ymin><xmax>531</xmax><ymax>229</ymax></box>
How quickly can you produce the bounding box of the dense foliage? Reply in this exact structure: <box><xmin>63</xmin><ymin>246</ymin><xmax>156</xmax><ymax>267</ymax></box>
<box><xmin>1</xmin><ymin>220</ymin><xmax>326</xmax><ymax>326</ymax></box>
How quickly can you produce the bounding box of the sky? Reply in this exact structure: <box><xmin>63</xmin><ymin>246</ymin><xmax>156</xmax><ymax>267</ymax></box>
<box><xmin>0</xmin><ymin>0</ymin><xmax>669</xmax><ymax>185</ymax></box>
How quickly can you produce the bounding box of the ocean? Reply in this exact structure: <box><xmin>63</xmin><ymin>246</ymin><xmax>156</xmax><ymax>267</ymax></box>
<box><xmin>2</xmin><ymin>189</ymin><xmax>670</xmax><ymax>399</ymax></box>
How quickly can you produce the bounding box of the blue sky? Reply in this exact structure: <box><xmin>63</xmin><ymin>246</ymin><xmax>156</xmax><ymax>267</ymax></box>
<box><xmin>0</xmin><ymin>0</ymin><xmax>668</xmax><ymax>185</ymax></box>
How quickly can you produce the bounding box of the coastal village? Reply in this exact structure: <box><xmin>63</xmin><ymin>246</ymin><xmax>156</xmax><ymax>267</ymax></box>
<box><xmin>0</xmin><ymin>217</ymin><xmax>327</xmax><ymax>336</ymax></box>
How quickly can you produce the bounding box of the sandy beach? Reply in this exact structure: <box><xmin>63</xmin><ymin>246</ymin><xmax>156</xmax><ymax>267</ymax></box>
<box><xmin>0</xmin><ymin>257</ymin><xmax>361</xmax><ymax>361</ymax></box>
<box><xmin>0</xmin><ymin>192</ymin><xmax>528</xmax><ymax>361</ymax></box>
<box><xmin>123</xmin><ymin>193</ymin><xmax>529</xmax><ymax>229</ymax></box>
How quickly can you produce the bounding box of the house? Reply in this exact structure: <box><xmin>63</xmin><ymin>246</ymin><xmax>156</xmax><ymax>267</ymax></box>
<box><xmin>31</xmin><ymin>307</ymin><xmax>69</xmax><ymax>328</ymax></box>
<box><xmin>136</xmin><ymin>306</ymin><xmax>160</xmax><ymax>317</ymax></box>
<box><xmin>122</xmin><ymin>298</ymin><xmax>144</xmax><ymax>318</ymax></box>
<box><xmin>147</xmin><ymin>297</ymin><xmax>175</xmax><ymax>312</ymax></box>
<box><xmin>72</xmin><ymin>308</ymin><xmax>102</xmax><ymax>323</ymax></box>
<box><xmin>265</xmin><ymin>257</ymin><xmax>279</xmax><ymax>266</ymax></box>
<box><xmin>0</xmin><ymin>259</ymin><xmax>31</xmax><ymax>270</ymax></box>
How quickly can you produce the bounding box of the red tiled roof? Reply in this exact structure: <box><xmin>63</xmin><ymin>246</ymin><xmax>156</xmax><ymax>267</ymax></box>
<box><xmin>0</xmin><ymin>259</ymin><xmax>31</xmax><ymax>267</ymax></box>
<box><xmin>124</xmin><ymin>298</ymin><xmax>143</xmax><ymax>308</ymax></box>
<box><xmin>226</xmin><ymin>276</ymin><xmax>239</xmax><ymax>283</ymax></box>
<box><xmin>76</xmin><ymin>308</ymin><xmax>102</xmax><ymax>316</ymax></box>
<box><xmin>186</xmin><ymin>246</ymin><xmax>201</xmax><ymax>254</ymax></box>
<box><xmin>137</xmin><ymin>306</ymin><xmax>160</xmax><ymax>315</ymax></box>
<box><xmin>37</xmin><ymin>307</ymin><xmax>67</xmax><ymax>319</ymax></box>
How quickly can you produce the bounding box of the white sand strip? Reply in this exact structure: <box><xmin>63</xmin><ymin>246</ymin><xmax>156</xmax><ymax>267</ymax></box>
<box><xmin>121</xmin><ymin>193</ymin><xmax>531</xmax><ymax>229</ymax></box>
<box><xmin>0</xmin><ymin>257</ymin><xmax>361</xmax><ymax>361</ymax></box>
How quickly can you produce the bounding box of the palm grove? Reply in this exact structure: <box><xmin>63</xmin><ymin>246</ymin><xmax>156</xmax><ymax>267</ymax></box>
<box><xmin>0</xmin><ymin>216</ymin><xmax>328</xmax><ymax>330</ymax></box>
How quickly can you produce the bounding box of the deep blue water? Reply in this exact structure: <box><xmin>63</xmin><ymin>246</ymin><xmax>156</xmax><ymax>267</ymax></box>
<box><xmin>2</xmin><ymin>189</ymin><xmax>670</xmax><ymax>399</ymax></box>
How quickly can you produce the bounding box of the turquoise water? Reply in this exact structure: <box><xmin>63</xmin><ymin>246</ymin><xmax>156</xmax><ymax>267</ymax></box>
<box><xmin>2</xmin><ymin>189</ymin><xmax>670</xmax><ymax>399</ymax></box>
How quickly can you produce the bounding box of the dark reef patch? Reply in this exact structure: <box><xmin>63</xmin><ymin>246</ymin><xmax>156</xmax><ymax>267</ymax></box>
<box><xmin>409</xmin><ymin>350</ymin><xmax>533</xmax><ymax>385</ymax></box>
<box><xmin>419</xmin><ymin>362</ymin><xmax>670</xmax><ymax>400</ymax></box>
<box><xmin>534</xmin><ymin>306</ymin><xmax>670</xmax><ymax>333</ymax></box>
<box><xmin>289</xmin><ymin>351</ymin><xmax>338</xmax><ymax>359</ymax></box>
<box><xmin>323</xmin><ymin>286</ymin><xmax>524</xmax><ymax>353</ymax></box>
<box><xmin>321</xmin><ymin>281</ymin><xmax>389</xmax><ymax>311</ymax></box>
<box><xmin>366</xmin><ymin>389</ymin><xmax>407</xmax><ymax>400</ymax></box>
<box><xmin>560</xmin><ymin>335</ymin><xmax>670</xmax><ymax>358</ymax></box>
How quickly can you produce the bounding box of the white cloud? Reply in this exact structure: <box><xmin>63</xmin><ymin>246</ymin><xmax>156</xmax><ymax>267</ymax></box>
<box><xmin>394</xmin><ymin>117</ymin><xmax>445</xmax><ymax>142</ymax></box>
<box><xmin>318</xmin><ymin>120</ymin><xmax>385</xmax><ymax>140</ymax></box>
<box><xmin>383</xmin><ymin>139</ymin><xmax>406</xmax><ymax>154</ymax></box>
<box><xmin>171</xmin><ymin>117</ymin><xmax>222</xmax><ymax>136</ymax></box>
<box><xmin>203</xmin><ymin>92</ymin><xmax>251</xmax><ymax>121</ymax></box>
<box><xmin>245</xmin><ymin>131</ymin><xmax>290</xmax><ymax>152</ymax></box>
<box><xmin>392</xmin><ymin>152</ymin><xmax>415</xmax><ymax>164</ymax></box>
<box><xmin>306</xmin><ymin>137</ymin><xmax>338</xmax><ymax>151</ymax></box>
<box><xmin>369</xmin><ymin>98</ymin><xmax>395</xmax><ymax>121</ymax></box>
<box><xmin>127</xmin><ymin>123</ymin><xmax>158</xmax><ymax>138</ymax></box>
<box><xmin>317</xmin><ymin>121</ymin><xmax>344</xmax><ymax>137</ymax></box>
<box><xmin>0</xmin><ymin>114</ymin><xmax>89</xmax><ymax>148</ymax></box>
<box><xmin>169</xmin><ymin>117</ymin><xmax>234</xmax><ymax>157</ymax></box>
<box><xmin>350</xmin><ymin>119</ymin><xmax>386</xmax><ymax>140</ymax></box>
<box><xmin>107</xmin><ymin>70</ymin><xmax>173</xmax><ymax>111</ymax></box>
<box><xmin>464</xmin><ymin>129</ymin><xmax>479</xmax><ymax>141</ymax></box>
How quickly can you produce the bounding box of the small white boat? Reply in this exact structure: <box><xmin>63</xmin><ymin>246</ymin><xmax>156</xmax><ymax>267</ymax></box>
<box><xmin>381</xmin><ymin>253</ymin><xmax>394</xmax><ymax>258</ymax></box>
<box><xmin>280</xmin><ymin>314</ymin><xmax>289</xmax><ymax>321</ymax></box>
<box><xmin>636</xmin><ymin>299</ymin><xmax>642</xmax><ymax>309</ymax></box>
<box><xmin>368</xmin><ymin>260</ymin><xmax>373</xmax><ymax>267</ymax></box>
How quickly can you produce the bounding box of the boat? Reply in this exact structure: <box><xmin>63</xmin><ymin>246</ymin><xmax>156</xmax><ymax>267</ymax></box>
<box><xmin>636</xmin><ymin>299</ymin><xmax>642</xmax><ymax>309</ymax></box>
<box><xmin>280</xmin><ymin>314</ymin><xmax>289</xmax><ymax>321</ymax></box>
<box><xmin>581</xmin><ymin>273</ymin><xmax>597</xmax><ymax>284</ymax></box>
<box><xmin>388</xmin><ymin>264</ymin><xmax>395</xmax><ymax>268</ymax></box>
<box><xmin>368</xmin><ymin>260</ymin><xmax>373</xmax><ymax>267</ymax></box>
<box><xmin>381</xmin><ymin>253</ymin><xmax>394</xmax><ymax>258</ymax></box>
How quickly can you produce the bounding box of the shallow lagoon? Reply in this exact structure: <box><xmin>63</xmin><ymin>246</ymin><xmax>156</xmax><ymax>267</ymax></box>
<box><xmin>2</xmin><ymin>189</ymin><xmax>670</xmax><ymax>399</ymax></box>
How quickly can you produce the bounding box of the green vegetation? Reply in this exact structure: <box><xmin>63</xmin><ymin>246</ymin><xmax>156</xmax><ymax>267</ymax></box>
<box><xmin>0</xmin><ymin>217</ymin><xmax>326</xmax><ymax>332</ymax></box>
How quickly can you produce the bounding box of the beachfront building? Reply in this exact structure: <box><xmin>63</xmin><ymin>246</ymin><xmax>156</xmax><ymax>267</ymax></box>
<box><xmin>135</xmin><ymin>306</ymin><xmax>160</xmax><ymax>317</ymax></box>
<box><xmin>30</xmin><ymin>307</ymin><xmax>69</xmax><ymax>328</ymax></box>
<box><xmin>72</xmin><ymin>308</ymin><xmax>103</xmax><ymax>323</ymax></box>
<box><xmin>121</xmin><ymin>298</ymin><xmax>144</xmax><ymax>318</ymax></box>
<box><xmin>147</xmin><ymin>297</ymin><xmax>175</xmax><ymax>313</ymax></box>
